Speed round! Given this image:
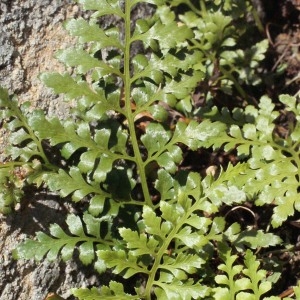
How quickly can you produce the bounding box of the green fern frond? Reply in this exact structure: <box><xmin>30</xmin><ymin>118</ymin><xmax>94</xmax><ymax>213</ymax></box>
<box><xmin>203</xmin><ymin>95</ymin><xmax>300</xmax><ymax>227</ymax></box>
<box><xmin>214</xmin><ymin>243</ymin><xmax>273</xmax><ymax>300</ymax></box>
<box><xmin>0</xmin><ymin>88</ymin><xmax>57</xmax><ymax>213</ymax></box>
<box><xmin>0</xmin><ymin>88</ymin><xmax>51</xmax><ymax>165</ymax></box>
<box><xmin>72</xmin><ymin>282</ymin><xmax>139</xmax><ymax>300</ymax></box>
<box><xmin>0</xmin><ymin>166</ymin><xmax>24</xmax><ymax>214</ymax></box>
<box><xmin>13</xmin><ymin>213</ymin><xmax>113</xmax><ymax>264</ymax></box>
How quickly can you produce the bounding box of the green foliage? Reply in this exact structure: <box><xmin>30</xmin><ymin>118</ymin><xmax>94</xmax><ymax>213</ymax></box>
<box><xmin>169</xmin><ymin>0</ymin><xmax>268</xmax><ymax>99</ymax></box>
<box><xmin>0</xmin><ymin>164</ymin><xmax>24</xmax><ymax>214</ymax></box>
<box><xmin>213</xmin><ymin>243</ymin><xmax>272</xmax><ymax>300</ymax></box>
<box><xmin>13</xmin><ymin>213</ymin><xmax>113</xmax><ymax>265</ymax></box>
<box><xmin>0</xmin><ymin>88</ymin><xmax>52</xmax><ymax>213</ymax></box>
<box><xmin>1</xmin><ymin>0</ymin><xmax>299</xmax><ymax>299</ymax></box>
<box><xmin>72</xmin><ymin>282</ymin><xmax>139</xmax><ymax>300</ymax></box>
<box><xmin>199</xmin><ymin>95</ymin><xmax>300</xmax><ymax>227</ymax></box>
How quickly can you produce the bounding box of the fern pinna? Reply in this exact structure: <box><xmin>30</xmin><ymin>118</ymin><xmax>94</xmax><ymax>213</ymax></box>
<box><xmin>0</xmin><ymin>0</ymin><xmax>299</xmax><ymax>299</ymax></box>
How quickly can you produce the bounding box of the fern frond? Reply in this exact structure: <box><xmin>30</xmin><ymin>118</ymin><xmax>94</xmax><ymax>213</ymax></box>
<box><xmin>13</xmin><ymin>213</ymin><xmax>113</xmax><ymax>264</ymax></box>
<box><xmin>3</xmin><ymin>0</ymin><xmax>298</xmax><ymax>298</ymax></box>
<box><xmin>0</xmin><ymin>166</ymin><xmax>24</xmax><ymax>214</ymax></box>
<box><xmin>97</xmin><ymin>249</ymin><xmax>149</xmax><ymax>279</ymax></box>
<box><xmin>0</xmin><ymin>88</ymin><xmax>58</xmax><ymax>213</ymax></box>
<box><xmin>213</xmin><ymin>243</ymin><xmax>272</xmax><ymax>300</ymax></box>
<box><xmin>72</xmin><ymin>282</ymin><xmax>139</xmax><ymax>300</ymax></box>
<box><xmin>0</xmin><ymin>88</ymin><xmax>51</xmax><ymax>165</ymax></box>
<box><xmin>199</xmin><ymin>95</ymin><xmax>300</xmax><ymax>227</ymax></box>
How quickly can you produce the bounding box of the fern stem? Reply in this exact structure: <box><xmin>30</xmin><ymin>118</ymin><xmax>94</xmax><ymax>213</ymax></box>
<box><xmin>145</xmin><ymin>196</ymin><xmax>209</xmax><ymax>298</ymax></box>
<box><xmin>14</xmin><ymin>106</ymin><xmax>52</xmax><ymax>166</ymax></box>
<box><xmin>124</xmin><ymin>1</ymin><xmax>152</xmax><ymax>207</ymax></box>
<box><xmin>144</xmin><ymin>225</ymin><xmax>177</xmax><ymax>298</ymax></box>
<box><xmin>250</xmin><ymin>3</ymin><xmax>265</xmax><ymax>35</ymax></box>
<box><xmin>185</xmin><ymin>0</ymin><xmax>201</xmax><ymax>15</ymax></box>
<box><xmin>199</xmin><ymin>0</ymin><xmax>207</xmax><ymax>16</ymax></box>
<box><xmin>218</xmin><ymin>65</ymin><xmax>247</xmax><ymax>100</ymax></box>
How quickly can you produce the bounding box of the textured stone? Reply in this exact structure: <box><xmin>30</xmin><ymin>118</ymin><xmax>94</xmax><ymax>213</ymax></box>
<box><xmin>0</xmin><ymin>193</ymin><xmax>103</xmax><ymax>300</ymax></box>
<box><xmin>0</xmin><ymin>2</ymin><xmax>89</xmax><ymax>300</ymax></box>
<box><xmin>0</xmin><ymin>0</ymin><xmax>79</xmax><ymax>116</ymax></box>
<box><xmin>0</xmin><ymin>1</ymin><xmax>154</xmax><ymax>299</ymax></box>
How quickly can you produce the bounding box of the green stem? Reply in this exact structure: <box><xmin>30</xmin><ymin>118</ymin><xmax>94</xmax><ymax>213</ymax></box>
<box><xmin>251</xmin><ymin>4</ymin><xmax>264</xmax><ymax>35</ymax></box>
<box><xmin>199</xmin><ymin>0</ymin><xmax>207</xmax><ymax>16</ymax></box>
<box><xmin>185</xmin><ymin>0</ymin><xmax>201</xmax><ymax>15</ymax></box>
<box><xmin>144</xmin><ymin>196</ymin><xmax>208</xmax><ymax>298</ymax></box>
<box><xmin>0</xmin><ymin>160</ymin><xmax>58</xmax><ymax>172</ymax></box>
<box><xmin>144</xmin><ymin>225</ymin><xmax>177</xmax><ymax>298</ymax></box>
<box><xmin>13</xmin><ymin>108</ymin><xmax>51</xmax><ymax>166</ymax></box>
<box><xmin>124</xmin><ymin>1</ymin><xmax>152</xmax><ymax>207</ymax></box>
<box><xmin>218</xmin><ymin>65</ymin><xmax>246</xmax><ymax>97</ymax></box>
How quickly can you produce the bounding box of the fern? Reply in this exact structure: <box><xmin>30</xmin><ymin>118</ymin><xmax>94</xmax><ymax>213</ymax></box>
<box><xmin>213</xmin><ymin>243</ymin><xmax>273</xmax><ymax>300</ymax></box>
<box><xmin>0</xmin><ymin>0</ymin><xmax>299</xmax><ymax>299</ymax></box>
<box><xmin>200</xmin><ymin>95</ymin><xmax>300</xmax><ymax>227</ymax></box>
<box><xmin>72</xmin><ymin>282</ymin><xmax>139</xmax><ymax>300</ymax></box>
<box><xmin>13</xmin><ymin>213</ymin><xmax>113</xmax><ymax>266</ymax></box>
<box><xmin>0</xmin><ymin>88</ymin><xmax>55</xmax><ymax>213</ymax></box>
<box><xmin>169</xmin><ymin>0</ymin><xmax>268</xmax><ymax>100</ymax></box>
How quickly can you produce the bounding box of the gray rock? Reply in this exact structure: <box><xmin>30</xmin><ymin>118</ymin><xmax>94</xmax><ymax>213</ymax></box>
<box><xmin>0</xmin><ymin>30</ymin><xmax>14</xmax><ymax>67</ymax></box>
<box><xmin>0</xmin><ymin>1</ymin><xmax>154</xmax><ymax>299</ymax></box>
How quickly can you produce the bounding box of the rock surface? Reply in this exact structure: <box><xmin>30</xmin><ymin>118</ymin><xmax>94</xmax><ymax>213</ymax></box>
<box><xmin>0</xmin><ymin>0</ymin><xmax>80</xmax><ymax>116</ymax></box>
<box><xmin>0</xmin><ymin>2</ymin><xmax>100</xmax><ymax>298</ymax></box>
<box><xmin>0</xmin><ymin>1</ymin><xmax>153</xmax><ymax>299</ymax></box>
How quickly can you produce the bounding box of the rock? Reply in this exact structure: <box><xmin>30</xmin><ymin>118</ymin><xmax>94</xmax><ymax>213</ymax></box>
<box><xmin>0</xmin><ymin>1</ymin><xmax>154</xmax><ymax>299</ymax></box>
<box><xmin>0</xmin><ymin>191</ymin><xmax>103</xmax><ymax>300</ymax></box>
<box><xmin>0</xmin><ymin>0</ymin><xmax>82</xmax><ymax>117</ymax></box>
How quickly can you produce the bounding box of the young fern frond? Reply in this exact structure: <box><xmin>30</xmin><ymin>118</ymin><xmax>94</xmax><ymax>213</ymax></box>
<box><xmin>0</xmin><ymin>88</ymin><xmax>50</xmax><ymax>165</ymax></box>
<box><xmin>0</xmin><ymin>88</ymin><xmax>56</xmax><ymax>213</ymax></box>
<box><xmin>169</xmin><ymin>0</ymin><xmax>268</xmax><ymax>100</ymax></box>
<box><xmin>92</xmin><ymin>170</ymin><xmax>280</xmax><ymax>299</ymax></box>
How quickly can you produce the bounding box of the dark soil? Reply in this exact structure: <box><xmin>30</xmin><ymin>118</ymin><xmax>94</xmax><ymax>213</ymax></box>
<box><xmin>178</xmin><ymin>1</ymin><xmax>299</xmax><ymax>298</ymax></box>
<box><xmin>249</xmin><ymin>2</ymin><xmax>300</xmax><ymax>296</ymax></box>
<box><xmin>262</xmin><ymin>0</ymin><xmax>299</xmax><ymax>97</ymax></box>
<box><xmin>191</xmin><ymin>1</ymin><xmax>300</xmax><ymax>297</ymax></box>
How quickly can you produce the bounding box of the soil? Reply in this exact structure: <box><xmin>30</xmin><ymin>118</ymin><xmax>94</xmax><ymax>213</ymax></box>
<box><xmin>0</xmin><ymin>0</ymin><xmax>299</xmax><ymax>299</ymax></box>
<box><xmin>255</xmin><ymin>2</ymin><xmax>300</xmax><ymax>296</ymax></box>
<box><xmin>262</xmin><ymin>0</ymin><xmax>300</xmax><ymax>98</ymax></box>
